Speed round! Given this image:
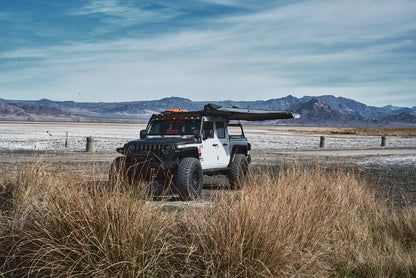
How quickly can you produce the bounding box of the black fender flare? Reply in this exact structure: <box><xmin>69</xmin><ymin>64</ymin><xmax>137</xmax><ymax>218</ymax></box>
<box><xmin>176</xmin><ymin>146</ymin><xmax>200</xmax><ymax>160</ymax></box>
<box><xmin>230</xmin><ymin>145</ymin><xmax>248</xmax><ymax>164</ymax></box>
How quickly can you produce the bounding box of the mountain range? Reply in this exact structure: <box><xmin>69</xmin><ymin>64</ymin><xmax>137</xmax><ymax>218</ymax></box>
<box><xmin>1</xmin><ymin>95</ymin><xmax>416</xmax><ymax>126</ymax></box>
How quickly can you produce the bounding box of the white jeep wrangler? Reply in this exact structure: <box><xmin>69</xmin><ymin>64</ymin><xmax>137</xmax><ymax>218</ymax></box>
<box><xmin>110</xmin><ymin>104</ymin><xmax>298</xmax><ymax>200</ymax></box>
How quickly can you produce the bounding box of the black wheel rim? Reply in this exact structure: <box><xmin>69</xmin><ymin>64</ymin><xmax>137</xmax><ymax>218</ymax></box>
<box><xmin>190</xmin><ymin>170</ymin><xmax>200</xmax><ymax>196</ymax></box>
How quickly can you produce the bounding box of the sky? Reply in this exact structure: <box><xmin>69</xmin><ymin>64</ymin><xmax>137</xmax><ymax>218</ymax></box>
<box><xmin>0</xmin><ymin>0</ymin><xmax>415</xmax><ymax>107</ymax></box>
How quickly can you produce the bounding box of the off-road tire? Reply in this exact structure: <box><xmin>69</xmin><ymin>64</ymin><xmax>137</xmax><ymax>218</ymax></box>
<box><xmin>228</xmin><ymin>154</ymin><xmax>249</xmax><ymax>189</ymax></box>
<box><xmin>175</xmin><ymin>157</ymin><xmax>203</xmax><ymax>200</ymax></box>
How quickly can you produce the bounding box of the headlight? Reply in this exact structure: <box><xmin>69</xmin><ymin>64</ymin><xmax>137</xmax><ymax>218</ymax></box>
<box><xmin>162</xmin><ymin>144</ymin><xmax>174</xmax><ymax>155</ymax></box>
<box><xmin>127</xmin><ymin>144</ymin><xmax>135</xmax><ymax>154</ymax></box>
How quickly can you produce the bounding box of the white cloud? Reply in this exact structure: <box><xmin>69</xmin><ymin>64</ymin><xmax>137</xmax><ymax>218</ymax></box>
<box><xmin>68</xmin><ymin>0</ymin><xmax>180</xmax><ymax>29</ymax></box>
<box><xmin>220</xmin><ymin>0</ymin><xmax>416</xmax><ymax>45</ymax></box>
<box><xmin>0</xmin><ymin>12</ymin><xmax>13</xmax><ymax>20</ymax></box>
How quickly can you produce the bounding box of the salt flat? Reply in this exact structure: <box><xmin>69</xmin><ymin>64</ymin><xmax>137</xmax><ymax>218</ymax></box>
<box><xmin>1</xmin><ymin>121</ymin><xmax>415</xmax><ymax>153</ymax></box>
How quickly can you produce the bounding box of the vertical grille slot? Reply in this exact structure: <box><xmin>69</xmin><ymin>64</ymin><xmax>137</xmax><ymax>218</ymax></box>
<box><xmin>128</xmin><ymin>142</ymin><xmax>171</xmax><ymax>157</ymax></box>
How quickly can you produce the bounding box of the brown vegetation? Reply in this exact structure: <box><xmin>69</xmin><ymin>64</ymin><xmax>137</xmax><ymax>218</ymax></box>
<box><xmin>1</xmin><ymin>161</ymin><xmax>416</xmax><ymax>277</ymax></box>
<box><xmin>270</xmin><ymin>127</ymin><xmax>416</xmax><ymax>137</ymax></box>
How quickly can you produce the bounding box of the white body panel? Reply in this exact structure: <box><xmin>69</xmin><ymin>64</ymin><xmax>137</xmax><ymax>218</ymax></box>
<box><xmin>200</xmin><ymin>117</ymin><xmax>231</xmax><ymax>169</ymax></box>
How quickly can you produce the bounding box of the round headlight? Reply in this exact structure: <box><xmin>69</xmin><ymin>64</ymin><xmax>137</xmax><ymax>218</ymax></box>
<box><xmin>127</xmin><ymin>144</ymin><xmax>135</xmax><ymax>154</ymax></box>
<box><xmin>162</xmin><ymin>144</ymin><xmax>174</xmax><ymax>155</ymax></box>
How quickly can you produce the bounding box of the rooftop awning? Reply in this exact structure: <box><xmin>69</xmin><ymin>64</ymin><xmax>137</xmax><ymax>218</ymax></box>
<box><xmin>203</xmin><ymin>103</ymin><xmax>300</xmax><ymax>121</ymax></box>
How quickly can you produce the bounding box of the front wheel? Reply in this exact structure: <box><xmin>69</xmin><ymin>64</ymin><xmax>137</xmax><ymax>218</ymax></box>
<box><xmin>175</xmin><ymin>158</ymin><xmax>203</xmax><ymax>200</ymax></box>
<box><xmin>227</xmin><ymin>154</ymin><xmax>249</xmax><ymax>189</ymax></box>
<box><xmin>109</xmin><ymin>156</ymin><xmax>128</xmax><ymax>184</ymax></box>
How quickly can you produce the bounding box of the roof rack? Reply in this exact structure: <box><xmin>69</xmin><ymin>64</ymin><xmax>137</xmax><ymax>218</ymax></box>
<box><xmin>153</xmin><ymin>103</ymin><xmax>299</xmax><ymax>121</ymax></box>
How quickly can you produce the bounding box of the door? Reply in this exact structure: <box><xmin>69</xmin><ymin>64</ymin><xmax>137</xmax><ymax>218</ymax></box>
<box><xmin>214</xmin><ymin>121</ymin><xmax>231</xmax><ymax>167</ymax></box>
<box><xmin>200</xmin><ymin>120</ymin><xmax>217</xmax><ymax>169</ymax></box>
<box><xmin>200</xmin><ymin>120</ymin><xmax>231</xmax><ymax>169</ymax></box>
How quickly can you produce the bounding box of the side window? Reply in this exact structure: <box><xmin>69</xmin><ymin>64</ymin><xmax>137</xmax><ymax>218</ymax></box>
<box><xmin>203</xmin><ymin>121</ymin><xmax>214</xmax><ymax>139</ymax></box>
<box><xmin>216</xmin><ymin>121</ymin><xmax>226</xmax><ymax>138</ymax></box>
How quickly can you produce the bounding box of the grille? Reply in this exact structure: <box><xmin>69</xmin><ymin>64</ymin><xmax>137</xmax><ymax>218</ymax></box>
<box><xmin>128</xmin><ymin>143</ymin><xmax>170</xmax><ymax>157</ymax></box>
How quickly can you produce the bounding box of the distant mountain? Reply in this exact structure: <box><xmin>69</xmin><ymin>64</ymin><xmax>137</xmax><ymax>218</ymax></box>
<box><xmin>382</xmin><ymin>105</ymin><xmax>407</xmax><ymax>111</ymax></box>
<box><xmin>0</xmin><ymin>101</ymin><xmax>80</xmax><ymax>121</ymax></box>
<box><xmin>286</xmin><ymin>98</ymin><xmax>361</xmax><ymax>126</ymax></box>
<box><xmin>292</xmin><ymin>99</ymin><xmax>346</xmax><ymax>122</ymax></box>
<box><xmin>376</xmin><ymin>111</ymin><xmax>416</xmax><ymax>125</ymax></box>
<box><xmin>0</xmin><ymin>102</ymin><xmax>29</xmax><ymax>118</ymax></box>
<box><xmin>1</xmin><ymin>95</ymin><xmax>415</xmax><ymax>126</ymax></box>
<box><xmin>389</xmin><ymin>107</ymin><xmax>416</xmax><ymax>116</ymax></box>
<box><xmin>21</xmin><ymin>103</ymin><xmax>69</xmax><ymax>116</ymax></box>
<box><xmin>208</xmin><ymin>95</ymin><xmax>300</xmax><ymax>110</ymax></box>
<box><xmin>299</xmin><ymin>95</ymin><xmax>388</xmax><ymax>118</ymax></box>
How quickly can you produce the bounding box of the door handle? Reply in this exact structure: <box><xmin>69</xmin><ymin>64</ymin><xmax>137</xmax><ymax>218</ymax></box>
<box><xmin>223</xmin><ymin>143</ymin><xmax>228</xmax><ymax>146</ymax></box>
<box><xmin>212</xmin><ymin>144</ymin><xmax>218</xmax><ymax>147</ymax></box>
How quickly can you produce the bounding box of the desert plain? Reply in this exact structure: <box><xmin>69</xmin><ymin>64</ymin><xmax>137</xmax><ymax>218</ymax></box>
<box><xmin>1</xmin><ymin>121</ymin><xmax>415</xmax><ymax>206</ymax></box>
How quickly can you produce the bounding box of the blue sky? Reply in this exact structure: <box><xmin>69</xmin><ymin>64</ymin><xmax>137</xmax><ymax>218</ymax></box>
<box><xmin>1</xmin><ymin>0</ymin><xmax>415</xmax><ymax>107</ymax></box>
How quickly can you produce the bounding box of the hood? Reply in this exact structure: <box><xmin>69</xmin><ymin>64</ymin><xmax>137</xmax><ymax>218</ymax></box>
<box><xmin>127</xmin><ymin>137</ymin><xmax>198</xmax><ymax>145</ymax></box>
<box><xmin>118</xmin><ymin>136</ymin><xmax>198</xmax><ymax>156</ymax></box>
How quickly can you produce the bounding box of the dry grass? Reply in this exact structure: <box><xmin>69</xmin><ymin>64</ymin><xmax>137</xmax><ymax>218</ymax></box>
<box><xmin>0</xmin><ymin>165</ymin><xmax>176</xmax><ymax>277</ymax></box>
<box><xmin>271</xmin><ymin>127</ymin><xmax>416</xmax><ymax>137</ymax></box>
<box><xmin>177</xmin><ymin>165</ymin><xmax>416</xmax><ymax>277</ymax></box>
<box><xmin>1</xmin><ymin>160</ymin><xmax>416</xmax><ymax>277</ymax></box>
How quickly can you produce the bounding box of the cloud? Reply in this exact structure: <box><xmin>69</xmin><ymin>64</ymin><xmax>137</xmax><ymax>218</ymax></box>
<box><xmin>0</xmin><ymin>12</ymin><xmax>13</xmax><ymax>21</ymax></box>
<box><xmin>68</xmin><ymin>0</ymin><xmax>181</xmax><ymax>30</ymax></box>
<box><xmin>215</xmin><ymin>0</ymin><xmax>416</xmax><ymax>59</ymax></box>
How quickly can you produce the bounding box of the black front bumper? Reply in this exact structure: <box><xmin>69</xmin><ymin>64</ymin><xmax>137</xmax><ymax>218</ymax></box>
<box><xmin>123</xmin><ymin>153</ymin><xmax>178</xmax><ymax>182</ymax></box>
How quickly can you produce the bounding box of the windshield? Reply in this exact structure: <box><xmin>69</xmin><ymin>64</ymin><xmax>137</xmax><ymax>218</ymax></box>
<box><xmin>147</xmin><ymin>119</ymin><xmax>201</xmax><ymax>136</ymax></box>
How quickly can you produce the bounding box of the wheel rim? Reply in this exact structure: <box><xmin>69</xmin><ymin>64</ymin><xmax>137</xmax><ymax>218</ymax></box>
<box><xmin>190</xmin><ymin>170</ymin><xmax>200</xmax><ymax>196</ymax></box>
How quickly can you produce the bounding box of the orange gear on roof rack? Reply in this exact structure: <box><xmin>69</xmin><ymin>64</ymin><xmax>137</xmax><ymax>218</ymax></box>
<box><xmin>165</xmin><ymin>109</ymin><xmax>189</xmax><ymax>112</ymax></box>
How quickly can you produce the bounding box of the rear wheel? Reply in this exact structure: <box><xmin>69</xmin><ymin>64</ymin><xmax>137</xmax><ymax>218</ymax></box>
<box><xmin>228</xmin><ymin>154</ymin><xmax>249</xmax><ymax>189</ymax></box>
<box><xmin>175</xmin><ymin>157</ymin><xmax>203</xmax><ymax>200</ymax></box>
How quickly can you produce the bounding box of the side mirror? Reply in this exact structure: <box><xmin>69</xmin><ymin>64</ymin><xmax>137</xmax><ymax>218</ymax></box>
<box><xmin>140</xmin><ymin>129</ymin><xmax>147</xmax><ymax>139</ymax></box>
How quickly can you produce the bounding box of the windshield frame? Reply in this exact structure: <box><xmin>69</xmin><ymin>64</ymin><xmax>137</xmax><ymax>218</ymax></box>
<box><xmin>146</xmin><ymin>118</ymin><xmax>202</xmax><ymax>137</ymax></box>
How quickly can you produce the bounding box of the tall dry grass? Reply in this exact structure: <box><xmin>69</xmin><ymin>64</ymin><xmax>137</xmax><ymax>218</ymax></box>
<box><xmin>0</xmin><ymin>163</ymin><xmax>176</xmax><ymax>277</ymax></box>
<box><xmin>177</xmin><ymin>165</ymin><xmax>416</xmax><ymax>277</ymax></box>
<box><xmin>1</xmin><ymin>160</ymin><xmax>416</xmax><ymax>277</ymax></box>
